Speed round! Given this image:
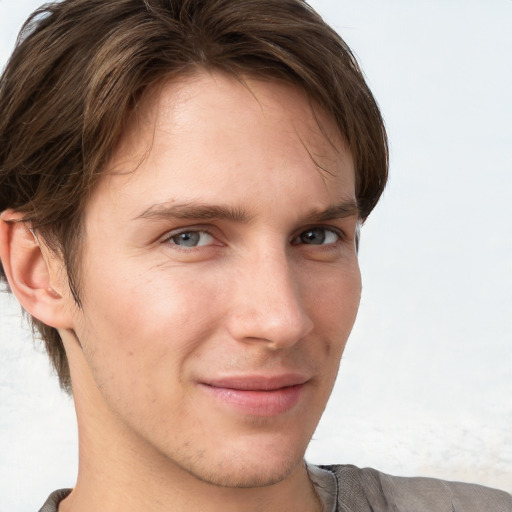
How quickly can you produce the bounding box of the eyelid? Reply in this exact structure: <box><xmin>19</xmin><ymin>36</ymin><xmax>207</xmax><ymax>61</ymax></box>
<box><xmin>160</xmin><ymin>223</ymin><xmax>212</xmax><ymax>238</ymax></box>
<box><xmin>160</xmin><ymin>225</ymin><xmax>222</xmax><ymax>249</ymax></box>
<box><xmin>291</xmin><ymin>225</ymin><xmax>346</xmax><ymax>246</ymax></box>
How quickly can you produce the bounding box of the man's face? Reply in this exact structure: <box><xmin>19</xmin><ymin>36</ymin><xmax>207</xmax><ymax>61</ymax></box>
<box><xmin>65</xmin><ymin>72</ymin><xmax>361</xmax><ymax>487</ymax></box>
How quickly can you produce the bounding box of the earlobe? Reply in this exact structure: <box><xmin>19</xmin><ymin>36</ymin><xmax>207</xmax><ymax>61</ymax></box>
<box><xmin>0</xmin><ymin>210</ymin><xmax>72</xmax><ymax>329</ymax></box>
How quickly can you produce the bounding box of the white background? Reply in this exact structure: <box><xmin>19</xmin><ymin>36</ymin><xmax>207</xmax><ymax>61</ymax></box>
<box><xmin>1</xmin><ymin>0</ymin><xmax>511</xmax><ymax>510</ymax></box>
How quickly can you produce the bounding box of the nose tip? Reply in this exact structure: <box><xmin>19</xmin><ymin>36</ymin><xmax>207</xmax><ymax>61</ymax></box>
<box><xmin>229</xmin><ymin>302</ymin><xmax>314</xmax><ymax>350</ymax></box>
<box><xmin>226</xmin><ymin>259</ymin><xmax>314</xmax><ymax>349</ymax></box>
<box><xmin>249</xmin><ymin>309</ymin><xmax>314</xmax><ymax>349</ymax></box>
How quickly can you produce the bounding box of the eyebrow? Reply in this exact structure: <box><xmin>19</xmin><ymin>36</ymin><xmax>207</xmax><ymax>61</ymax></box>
<box><xmin>134</xmin><ymin>202</ymin><xmax>252</xmax><ymax>223</ymax></box>
<box><xmin>307</xmin><ymin>200</ymin><xmax>359</xmax><ymax>221</ymax></box>
<box><xmin>133</xmin><ymin>198</ymin><xmax>359</xmax><ymax>223</ymax></box>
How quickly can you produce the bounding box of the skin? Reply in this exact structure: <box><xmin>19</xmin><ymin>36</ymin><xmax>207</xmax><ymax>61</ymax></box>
<box><xmin>1</xmin><ymin>72</ymin><xmax>361</xmax><ymax>512</ymax></box>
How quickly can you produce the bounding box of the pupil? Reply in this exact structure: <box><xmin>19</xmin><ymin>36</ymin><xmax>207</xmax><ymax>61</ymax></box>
<box><xmin>176</xmin><ymin>232</ymin><xmax>200</xmax><ymax>246</ymax></box>
<box><xmin>301</xmin><ymin>229</ymin><xmax>325</xmax><ymax>245</ymax></box>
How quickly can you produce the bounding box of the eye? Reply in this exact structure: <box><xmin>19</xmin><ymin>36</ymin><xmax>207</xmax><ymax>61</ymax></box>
<box><xmin>293</xmin><ymin>227</ymin><xmax>341</xmax><ymax>246</ymax></box>
<box><xmin>166</xmin><ymin>230</ymin><xmax>215</xmax><ymax>248</ymax></box>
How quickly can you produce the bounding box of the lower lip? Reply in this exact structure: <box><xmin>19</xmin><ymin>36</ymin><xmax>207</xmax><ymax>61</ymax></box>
<box><xmin>200</xmin><ymin>383</ymin><xmax>305</xmax><ymax>417</ymax></box>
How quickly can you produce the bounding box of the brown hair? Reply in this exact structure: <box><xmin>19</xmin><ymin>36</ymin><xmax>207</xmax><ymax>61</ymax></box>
<box><xmin>0</xmin><ymin>0</ymin><xmax>388</xmax><ymax>392</ymax></box>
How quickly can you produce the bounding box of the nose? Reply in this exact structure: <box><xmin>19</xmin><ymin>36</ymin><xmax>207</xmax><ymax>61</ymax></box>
<box><xmin>226</xmin><ymin>247</ymin><xmax>314</xmax><ymax>349</ymax></box>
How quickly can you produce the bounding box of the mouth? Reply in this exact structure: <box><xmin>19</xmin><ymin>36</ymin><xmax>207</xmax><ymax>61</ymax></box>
<box><xmin>199</xmin><ymin>374</ymin><xmax>309</xmax><ymax>417</ymax></box>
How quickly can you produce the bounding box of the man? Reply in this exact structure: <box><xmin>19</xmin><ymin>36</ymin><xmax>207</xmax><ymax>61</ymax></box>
<box><xmin>0</xmin><ymin>0</ymin><xmax>510</xmax><ymax>511</ymax></box>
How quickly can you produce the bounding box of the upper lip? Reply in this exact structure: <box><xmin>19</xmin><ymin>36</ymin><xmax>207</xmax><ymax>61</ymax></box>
<box><xmin>201</xmin><ymin>374</ymin><xmax>310</xmax><ymax>391</ymax></box>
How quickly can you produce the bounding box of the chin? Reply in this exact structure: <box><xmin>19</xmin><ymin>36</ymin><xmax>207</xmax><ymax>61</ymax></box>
<box><xmin>174</xmin><ymin>437</ymin><xmax>307</xmax><ymax>489</ymax></box>
<box><xmin>188</xmin><ymin>457</ymin><xmax>303</xmax><ymax>489</ymax></box>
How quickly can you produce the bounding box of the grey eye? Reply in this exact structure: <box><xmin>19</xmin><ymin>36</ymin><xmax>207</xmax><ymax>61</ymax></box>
<box><xmin>169</xmin><ymin>231</ymin><xmax>214</xmax><ymax>247</ymax></box>
<box><xmin>298</xmin><ymin>228</ymin><xmax>339</xmax><ymax>245</ymax></box>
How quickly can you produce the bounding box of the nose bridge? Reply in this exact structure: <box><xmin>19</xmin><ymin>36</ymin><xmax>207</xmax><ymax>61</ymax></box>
<box><xmin>227</xmin><ymin>243</ymin><xmax>314</xmax><ymax>348</ymax></box>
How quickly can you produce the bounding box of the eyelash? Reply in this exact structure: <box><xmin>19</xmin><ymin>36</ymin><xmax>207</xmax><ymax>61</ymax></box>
<box><xmin>161</xmin><ymin>228</ymin><xmax>218</xmax><ymax>249</ymax></box>
<box><xmin>291</xmin><ymin>226</ymin><xmax>345</xmax><ymax>247</ymax></box>
<box><xmin>162</xmin><ymin>226</ymin><xmax>346</xmax><ymax>250</ymax></box>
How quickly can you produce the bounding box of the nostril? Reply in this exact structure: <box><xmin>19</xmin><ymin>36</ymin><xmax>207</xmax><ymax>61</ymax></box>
<box><xmin>227</xmin><ymin>302</ymin><xmax>313</xmax><ymax>349</ymax></box>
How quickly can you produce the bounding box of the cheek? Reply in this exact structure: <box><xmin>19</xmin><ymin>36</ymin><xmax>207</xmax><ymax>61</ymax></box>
<box><xmin>307</xmin><ymin>261</ymin><xmax>361</xmax><ymax>325</ymax></box>
<box><xmin>303</xmin><ymin>261</ymin><xmax>361</xmax><ymax>362</ymax></box>
<box><xmin>75</xmin><ymin>262</ymin><xmax>224</xmax><ymax>391</ymax></box>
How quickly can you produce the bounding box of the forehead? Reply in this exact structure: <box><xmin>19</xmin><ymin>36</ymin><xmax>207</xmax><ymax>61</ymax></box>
<box><xmin>88</xmin><ymin>71</ymin><xmax>355</xmax><ymax>219</ymax></box>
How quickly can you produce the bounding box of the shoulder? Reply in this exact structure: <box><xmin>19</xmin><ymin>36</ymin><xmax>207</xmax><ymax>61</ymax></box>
<box><xmin>38</xmin><ymin>489</ymin><xmax>71</xmax><ymax>512</ymax></box>
<box><xmin>321</xmin><ymin>464</ymin><xmax>512</xmax><ymax>512</ymax></box>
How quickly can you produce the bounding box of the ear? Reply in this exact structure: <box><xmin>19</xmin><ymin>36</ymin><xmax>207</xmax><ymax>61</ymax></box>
<box><xmin>0</xmin><ymin>210</ymin><xmax>74</xmax><ymax>329</ymax></box>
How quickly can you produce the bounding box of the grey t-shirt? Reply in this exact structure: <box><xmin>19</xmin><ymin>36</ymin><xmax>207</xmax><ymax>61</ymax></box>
<box><xmin>38</xmin><ymin>464</ymin><xmax>512</xmax><ymax>512</ymax></box>
<box><xmin>313</xmin><ymin>464</ymin><xmax>512</xmax><ymax>512</ymax></box>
